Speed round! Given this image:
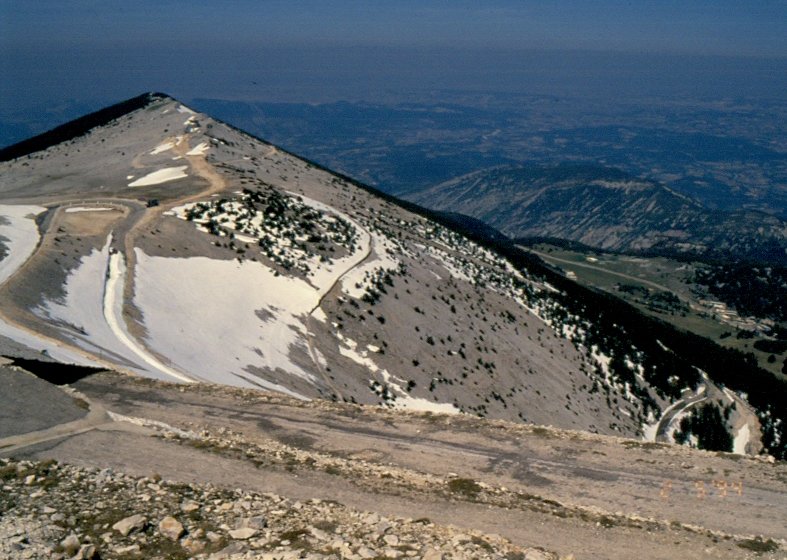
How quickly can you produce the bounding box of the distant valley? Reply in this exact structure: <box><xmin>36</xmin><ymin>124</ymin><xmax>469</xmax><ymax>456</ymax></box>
<box><xmin>408</xmin><ymin>162</ymin><xmax>786</xmax><ymax>381</ymax></box>
<box><xmin>188</xmin><ymin>95</ymin><xmax>787</xmax><ymax>218</ymax></box>
<box><xmin>519</xmin><ymin>243</ymin><xmax>786</xmax><ymax>379</ymax></box>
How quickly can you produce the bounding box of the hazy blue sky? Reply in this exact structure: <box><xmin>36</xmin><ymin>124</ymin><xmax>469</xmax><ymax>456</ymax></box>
<box><xmin>3</xmin><ymin>1</ymin><xmax>786</xmax><ymax>54</ymax></box>
<box><xmin>2</xmin><ymin>1</ymin><xmax>786</xmax><ymax>110</ymax></box>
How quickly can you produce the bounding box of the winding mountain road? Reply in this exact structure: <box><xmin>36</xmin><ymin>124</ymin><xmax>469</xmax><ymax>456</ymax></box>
<box><xmin>655</xmin><ymin>393</ymin><xmax>708</xmax><ymax>442</ymax></box>
<box><xmin>304</xmin><ymin>206</ymin><xmax>374</xmax><ymax>401</ymax></box>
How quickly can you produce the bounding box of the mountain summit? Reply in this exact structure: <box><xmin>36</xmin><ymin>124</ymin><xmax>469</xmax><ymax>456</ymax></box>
<box><xmin>0</xmin><ymin>94</ymin><xmax>784</xmax><ymax>459</ymax></box>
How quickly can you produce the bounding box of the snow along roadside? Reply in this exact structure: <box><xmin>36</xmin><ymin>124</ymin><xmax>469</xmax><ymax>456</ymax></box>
<box><xmin>0</xmin><ymin>204</ymin><xmax>46</xmax><ymax>286</ymax></box>
<box><xmin>104</xmin><ymin>251</ymin><xmax>194</xmax><ymax>383</ymax></box>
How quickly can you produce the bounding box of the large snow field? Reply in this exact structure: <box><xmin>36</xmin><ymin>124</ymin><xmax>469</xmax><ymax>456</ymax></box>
<box><xmin>134</xmin><ymin>250</ymin><xmax>323</xmax><ymax>397</ymax></box>
<box><xmin>0</xmin><ymin>204</ymin><xmax>46</xmax><ymax>286</ymax></box>
<box><xmin>32</xmin><ymin>237</ymin><xmax>192</xmax><ymax>382</ymax></box>
<box><xmin>105</xmin><ymin>252</ymin><xmax>193</xmax><ymax>383</ymax></box>
<box><xmin>128</xmin><ymin>166</ymin><xmax>188</xmax><ymax>187</ymax></box>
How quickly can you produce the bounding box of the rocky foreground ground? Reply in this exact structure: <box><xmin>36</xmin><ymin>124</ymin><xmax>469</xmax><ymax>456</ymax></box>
<box><xmin>0</xmin><ymin>457</ymin><xmax>552</xmax><ymax>560</ymax></box>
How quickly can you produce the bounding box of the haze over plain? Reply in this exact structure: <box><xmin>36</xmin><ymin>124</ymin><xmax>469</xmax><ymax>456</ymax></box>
<box><xmin>2</xmin><ymin>1</ymin><xmax>786</xmax><ymax>121</ymax></box>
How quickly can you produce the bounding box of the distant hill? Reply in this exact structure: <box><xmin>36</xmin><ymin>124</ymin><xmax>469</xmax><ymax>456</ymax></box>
<box><xmin>408</xmin><ymin>164</ymin><xmax>787</xmax><ymax>265</ymax></box>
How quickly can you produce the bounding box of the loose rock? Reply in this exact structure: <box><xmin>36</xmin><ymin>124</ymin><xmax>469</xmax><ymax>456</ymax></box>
<box><xmin>112</xmin><ymin>514</ymin><xmax>147</xmax><ymax>536</ymax></box>
<box><xmin>158</xmin><ymin>515</ymin><xmax>185</xmax><ymax>540</ymax></box>
<box><xmin>228</xmin><ymin>527</ymin><xmax>258</xmax><ymax>540</ymax></box>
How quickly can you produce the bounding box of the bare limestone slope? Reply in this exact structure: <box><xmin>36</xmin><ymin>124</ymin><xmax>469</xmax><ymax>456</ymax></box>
<box><xmin>0</xmin><ymin>94</ymin><xmax>643</xmax><ymax>438</ymax></box>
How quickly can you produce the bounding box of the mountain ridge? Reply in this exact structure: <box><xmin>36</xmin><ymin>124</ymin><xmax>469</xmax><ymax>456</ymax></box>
<box><xmin>0</xmin><ymin>93</ymin><xmax>170</xmax><ymax>162</ymax></box>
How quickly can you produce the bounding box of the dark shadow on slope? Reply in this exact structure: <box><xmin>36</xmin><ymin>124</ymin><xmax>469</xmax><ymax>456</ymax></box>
<box><xmin>7</xmin><ymin>357</ymin><xmax>104</xmax><ymax>386</ymax></box>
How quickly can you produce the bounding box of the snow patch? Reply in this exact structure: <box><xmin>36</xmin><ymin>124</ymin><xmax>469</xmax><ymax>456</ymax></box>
<box><xmin>0</xmin><ymin>204</ymin><xmax>46</xmax><ymax>286</ymax></box>
<box><xmin>380</xmin><ymin>369</ymin><xmax>460</xmax><ymax>414</ymax></box>
<box><xmin>733</xmin><ymin>423</ymin><xmax>750</xmax><ymax>455</ymax></box>
<box><xmin>642</xmin><ymin>410</ymin><xmax>659</xmax><ymax>442</ymax></box>
<box><xmin>656</xmin><ymin>340</ymin><xmax>672</xmax><ymax>353</ymax></box>
<box><xmin>722</xmin><ymin>387</ymin><xmax>737</xmax><ymax>404</ymax></box>
<box><xmin>312</xmin><ymin>307</ymin><xmax>328</xmax><ymax>323</ymax></box>
<box><xmin>423</xmin><ymin>245</ymin><xmax>473</xmax><ymax>284</ymax></box>
<box><xmin>186</xmin><ymin>142</ymin><xmax>209</xmax><ymax>156</ymax></box>
<box><xmin>133</xmin><ymin>251</ymin><xmax>321</xmax><ymax>397</ymax></box>
<box><xmin>340</xmin><ymin>229</ymin><xmax>397</xmax><ymax>299</ymax></box>
<box><xmin>172</xmin><ymin>190</ymin><xmax>368</xmax><ymax>293</ymax></box>
<box><xmin>150</xmin><ymin>137</ymin><xmax>182</xmax><ymax>155</ymax></box>
<box><xmin>0</xmin><ymin>319</ymin><xmax>100</xmax><ymax>367</ymax></box>
<box><xmin>108</xmin><ymin>411</ymin><xmax>198</xmax><ymax>439</ymax></box>
<box><xmin>128</xmin><ymin>166</ymin><xmax>188</xmax><ymax>187</ymax></box>
<box><xmin>336</xmin><ymin>332</ymin><xmax>459</xmax><ymax>415</ymax></box>
<box><xmin>64</xmin><ymin>207</ymin><xmax>113</xmax><ymax>213</ymax></box>
<box><xmin>281</xmin><ymin>191</ymin><xmax>371</xmax><ymax>295</ymax></box>
<box><xmin>233</xmin><ymin>234</ymin><xmax>256</xmax><ymax>244</ymax></box>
